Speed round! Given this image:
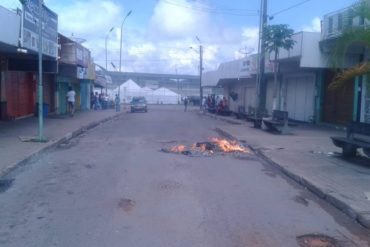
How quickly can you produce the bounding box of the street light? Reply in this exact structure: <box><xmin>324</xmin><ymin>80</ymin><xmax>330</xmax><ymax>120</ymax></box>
<box><xmin>119</xmin><ymin>10</ymin><xmax>132</xmax><ymax>71</ymax></box>
<box><xmin>105</xmin><ymin>27</ymin><xmax>114</xmax><ymax>95</ymax></box>
<box><xmin>105</xmin><ymin>27</ymin><xmax>114</xmax><ymax>70</ymax></box>
<box><xmin>190</xmin><ymin>36</ymin><xmax>203</xmax><ymax>110</ymax></box>
<box><xmin>118</xmin><ymin>10</ymin><xmax>132</xmax><ymax>104</ymax></box>
<box><xmin>199</xmin><ymin>44</ymin><xmax>203</xmax><ymax>110</ymax></box>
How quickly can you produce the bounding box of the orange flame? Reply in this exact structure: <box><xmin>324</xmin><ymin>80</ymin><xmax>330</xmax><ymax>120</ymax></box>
<box><xmin>211</xmin><ymin>138</ymin><xmax>248</xmax><ymax>153</ymax></box>
<box><xmin>168</xmin><ymin>138</ymin><xmax>248</xmax><ymax>154</ymax></box>
<box><xmin>170</xmin><ymin>145</ymin><xmax>186</xmax><ymax>153</ymax></box>
<box><xmin>198</xmin><ymin>144</ymin><xmax>207</xmax><ymax>152</ymax></box>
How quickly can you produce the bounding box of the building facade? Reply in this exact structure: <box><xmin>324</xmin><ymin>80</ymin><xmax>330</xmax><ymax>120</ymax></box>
<box><xmin>0</xmin><ymin>4</ymin><xmax>58</xmax><ymax>120</ymax></box>
<box><xmin>320</xmin><ymin>3</ymin><xmax>370</xmax><ymax>124</ymax></box>
<box><xmin>56</xmin><ymin>34</ymin><xmax>93</xmax><ymax>114</ymax></box>
<box><xmin>203</xmin><ymin>1</ymin><xmax>370</xmax><ymax>126</ymax></box>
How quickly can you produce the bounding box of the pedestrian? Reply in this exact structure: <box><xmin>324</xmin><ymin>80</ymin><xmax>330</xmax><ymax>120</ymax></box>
<box><xmin>184</xmin><ymin>97</ymin><xmax>188</xmax><ymax>112</ymax></box>
<box><xmin>90</xmin><ymin>91</ymin><xmax>94</xmax><ymax>109</ymax></box>
<box><xmin>66</xmin><ymin>86</ymin><xmax>76</xmax><ymax>117</ymax></box>
<box><xmin>201</xmin><ymin>97</ymin><xmax>206</xmax><ymax>112</ymax></box>
<box><xmin>94</xmin><ymin>92</ymin><xmax>100</xmax><ymax>110</ymax></box>
<box><xmin>211</xmin><ymin>95</ymin><xmax>216</xmax><ymax>108</ymax></box>
<box><xmin>115</xmin><ymin>94</ymin><xmax>120</xmax><ymax>112</ymax></box>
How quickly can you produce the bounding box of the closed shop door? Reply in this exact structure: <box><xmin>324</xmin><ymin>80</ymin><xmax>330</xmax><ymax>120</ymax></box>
<box><xmin>7</xmin><ymin>71</ymin><xmax>18</xmax><ymax>117</ymax></box>
<box><xmin>74</xmin><ymin>84</ymin><xmax>81</xmax><ymax>111</ymax></box>
<box><xmin>228</xmin><ymin>83</ymin><xmax>241</xmax><ymax>113</ymax></box>
<box><xmin>266</xmin><ymin>79</ymin><xmax>274</xmax><ymax>114</ymax></box>
<box><xmin>364</xmin><ymin>79</ymin><xmax>370</xmax><ymax>123</ymax></box>
<box><xmin>245</xmin><ymin>83</ymin><xmax>256</xmax><ymax>109</ymax></box>
<box><xmin>285</xmin><ymin>76</ymin><xmax>315</xmax><ymax>122</ymax></box>
<box><xmin>322</xmin><ymin>71</ymin><xmax>354</xmax><ymax>124</ymax></box>
<box><xmin>43</xmin><ymin>74</ymin><xmax>55</xmax><ymax>113</ymax></box>
<box><xmin>58</xmin><ymin>82</ymin><xmax>68</xmax><ymax>114</ymax></box>
<box><xmin>6</xmin><ymin>71</ymin><xmax>35</xmax><ymax>119</ymax></box>
<box><xmin>80</xmin><ymin>81</ymin><xmax>91</xmax><ymax>111</ymax></box>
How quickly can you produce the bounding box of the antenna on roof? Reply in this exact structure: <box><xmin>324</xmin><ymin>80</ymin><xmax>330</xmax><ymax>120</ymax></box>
<box><xmin>238</xmin><ymin>47</ymin><xmax>254</xmax><ymax>57</ymax></box>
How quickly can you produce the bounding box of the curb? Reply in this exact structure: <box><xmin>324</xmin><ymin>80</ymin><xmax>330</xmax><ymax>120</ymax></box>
<box><xmin>218</xmin><ymin>127</ymin><xmax>370</xmax><ymax>230</ymax></box>
<box><xmin>0</xmin><ymin>112</ymin><xmax>124</xmax><ymax>179</ymax></box>
<box><xmin>200</xmin><ymin>111</ymin><xmax>245</xmax><ymax>125</ymax></box>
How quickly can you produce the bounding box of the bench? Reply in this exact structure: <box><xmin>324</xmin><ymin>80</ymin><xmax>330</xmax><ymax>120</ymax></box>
<box><xmin>245</xmin><ymin>107</ymin><xmax>256</xmax><ymax>121</ymax></box>
<box><xmin>235</xmin><ymin>106</ymin><xmax>247</xmax><ymax>119</ymax></box>
<box><xmin>247</xmin><ymin>108</ymin><xmax>269</xmax><ymax>128</ymax></box>
<box><xmin>262</xmin><ymin>110</ymin><xmax>297</xmax><ymax>134</ymax></box>
<box><xmin>331</xmin><ymin>122</ymin><xmax>370</xmax><ymax>157</ymax></box>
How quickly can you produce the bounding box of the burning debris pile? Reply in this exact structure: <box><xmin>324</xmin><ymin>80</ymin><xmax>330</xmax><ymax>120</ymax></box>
<box><xmin>162</xmin><ymin>138</ymin><xmax>250</xmax><ymax>156</ymax></box>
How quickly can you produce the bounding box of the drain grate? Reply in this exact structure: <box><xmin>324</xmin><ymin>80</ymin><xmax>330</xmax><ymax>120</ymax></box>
<box><xmin>297</xmin><ymin>234</ymin><xmax>339</xmax><ymax>247</ymax></box>
<box><xmin>0</xmin><ymin>179</ymin><xmax>14</xmax><ymax>193</ymax></box>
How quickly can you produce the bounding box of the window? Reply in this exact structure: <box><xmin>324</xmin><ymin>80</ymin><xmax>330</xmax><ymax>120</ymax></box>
<box><xmin>338</xmin><ymin>13</ymin><xmax>343</xmax><ymax>31</ymax></box>
<box><xmin>360</xmin><ymin>16</ymin><xmax>365</xmax><ymax>26</ymax></box>
<box><xmin>328</xmin><ymin>17</ymin><xmax>333</xmax><ymax>34</ymax></box>
<box><xmin>346</xmin><ymin>9</ymin><xmax>354</xmax><ymax>27</ymax></box>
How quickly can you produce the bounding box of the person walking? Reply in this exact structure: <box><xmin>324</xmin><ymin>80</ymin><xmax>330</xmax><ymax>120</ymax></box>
<box><xmin>184</xmin><ymin>97</ymin><xmax>188</xmax><ymax>112</ymax></box>
<box><xmin>115</xmin><ymin>94</ymin><xmax>120</xmax><ymax>112</ymax></box>
<box><xmin>66</xmin><ymin>86</ymin><xmax>76</xmax><ymax>117</ymax></box>
<box><xmin>90</xmin><ymin>91</ymin><xmax>95</xmax><ymax>110</ymax></box>
<box><xmin>94</xmin><ymin>92</ymin><xmax>101</xmax><ymax>110</ymax></box>
<box><xmin>201</xmin><ymin>96</ymin><xmax>206</xmax><ymax>112</ymax></box>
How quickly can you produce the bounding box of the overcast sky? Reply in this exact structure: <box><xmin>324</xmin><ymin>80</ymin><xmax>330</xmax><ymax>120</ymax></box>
<box><xmin>2</xmin><ymin>0</ymin><xmax>357</xmax><ymax>75</ymax></box>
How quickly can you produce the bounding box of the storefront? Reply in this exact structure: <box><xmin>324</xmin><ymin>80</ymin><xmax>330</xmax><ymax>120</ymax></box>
<box><xmin>5</xmin><ymin>71</ymin><xmax>35</xmax><ymax>119</ymax></box>
<box><xmin>282</xmin><ymin>74</ymin><xmax>316</xmax><ymax>122</ymax></box>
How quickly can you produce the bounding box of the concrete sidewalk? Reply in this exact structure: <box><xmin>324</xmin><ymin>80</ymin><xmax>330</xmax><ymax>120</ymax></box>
<box><xmin>201</xmin><ymin>111</ymin><xmax>370</xmax><ymax>229</ymax></box>
<box><xmin>0</xmin><ymin>109</ymin><xmax>124</xmax><ymax>178</ymax></box>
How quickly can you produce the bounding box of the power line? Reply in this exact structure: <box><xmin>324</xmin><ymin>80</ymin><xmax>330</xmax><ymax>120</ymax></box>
<box><xmin>162</xmin><ymin>0</ymin><xmax>259</xmax><ymax>17</ymax></box>
<box><xmin>94</xmin><ymin>59</ymin><xmax>194</xmax><ymax>63</ymax></box>
<box><xmin>271</xmin><ymin>0</ymin><xmax>312</xmax><ymax>17</ymax></box>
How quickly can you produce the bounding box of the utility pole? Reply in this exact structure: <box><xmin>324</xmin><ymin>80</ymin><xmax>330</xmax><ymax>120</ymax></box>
<box><xmin>256</xmin><ymin>0</ymin><xmax>268</xmax><ymax>115</ymax></box>
<box><xmin>199</xmin><ymin>45</ymin><xmax>203</xmax><ymax>109</ymax></box>
<box><xmin>119</xmin><ymin>10</ymin><xmax>132</xmax><ymax>103</ymax></box>
<box><xmin>37</xmin><ymin>0</ymin><xmax>44</xmax><ymax>141</ymax></box>
<box><xmin>175</xmin><ymin>65</ymin><xmax>181</xmax><ymax>103</ymax></box>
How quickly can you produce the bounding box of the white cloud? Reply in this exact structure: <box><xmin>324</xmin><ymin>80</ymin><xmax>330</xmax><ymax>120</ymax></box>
<box><xmin>128</xmin><ymin>43</ymin><xmax>157</xmax><ymax>58</ymax></box>
<box><xmin>148</xmin><ymin>0</ymin><xmax>210</xmax><ymax>40</ymax></box>
<box><xmin>302</xmin><ymin>17</ymin><xmax>321</xmax><ymax>32</ymax></box>
<box><xmin>50</xmin><ymin>0</ymin><xmax>122</xmax><ymax>36</ymax></box>
<box><xmin>2</xmin><ymin>0</ymin><xmax>258</xmax><ymax>75</ymax></box>
<box><xmin>241</xmin><ymin>27</ymin><xmax>259</xmax><ymax>51</ymax></box>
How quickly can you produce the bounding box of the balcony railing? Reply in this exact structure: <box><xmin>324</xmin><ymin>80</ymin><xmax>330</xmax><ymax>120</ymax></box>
<box><xmin>322</xmin><ymin>5</ymin><xmax>370</xmax><ymax>40</ymax></box>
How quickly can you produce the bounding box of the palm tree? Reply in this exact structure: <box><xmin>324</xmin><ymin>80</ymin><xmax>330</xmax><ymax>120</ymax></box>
<box><xmin>330</xmin><ymin>0</ymin><xmax>370</xmax><ymax>89</ymax></box>
<box><xmin>264</xmin><ymin>24</ymin><xmax>295</xmax><ymax>110</ymax></box>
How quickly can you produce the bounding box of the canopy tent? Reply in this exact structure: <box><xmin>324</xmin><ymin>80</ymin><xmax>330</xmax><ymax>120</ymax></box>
<box><xmin>119</xmin><ymin>79</ymin><xmax>145</xmax><ymax>103</ymax></box>
<box><xmin>147</xmin><ymin>87</ymin><xmax>180</xmax><ymax>104</ymax></box>
<box><xmin>118</xmin><ymin>80</ymin><xmax>180</xmax><ymax>104</ymax></box>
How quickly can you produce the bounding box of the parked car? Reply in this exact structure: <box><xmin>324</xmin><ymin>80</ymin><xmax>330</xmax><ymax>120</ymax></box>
<box><xmin>130</xmin><ymin>97</ymin><xmax>148</xmax><ymax>113</ymax></box>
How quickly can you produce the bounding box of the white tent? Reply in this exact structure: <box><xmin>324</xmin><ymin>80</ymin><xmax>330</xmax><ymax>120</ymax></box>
<box><xmin>119</xmin><ymin>79</ymin><xmax>145</xmax><ymax>103</ymax></box>
<box><xmin>150</xmin><ymin>87</ymin><xmax>179</xmax><ymax>104</ymax></box>
<box><xmin>118</xmin><ymin>80</ymin><xmax>179</xmax><ymax>104</ymax></box>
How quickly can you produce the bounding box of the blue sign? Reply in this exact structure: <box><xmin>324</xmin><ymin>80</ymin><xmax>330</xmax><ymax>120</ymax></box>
<box><xmin>22</xmin><ymin>0</ymin><xmax>58</xmax><ymax>58</ymax></box>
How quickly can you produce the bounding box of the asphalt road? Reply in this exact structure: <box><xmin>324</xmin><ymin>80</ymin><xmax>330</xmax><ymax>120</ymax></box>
<box><xmin>0</xmin><ymin>105</ymin><xmax>369</xmax><ymax>247</ymax></box>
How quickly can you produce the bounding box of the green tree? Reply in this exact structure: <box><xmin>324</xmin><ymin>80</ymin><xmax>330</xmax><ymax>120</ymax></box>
<box><xmin>330</xmin><ymin>0</ymin><xmax>370</xmax><ymax>89</ymax></box>
<box><xmin>264</xmin><ymin>24</ymin><xmax>295</xmax><ymax>110</ymax></box>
